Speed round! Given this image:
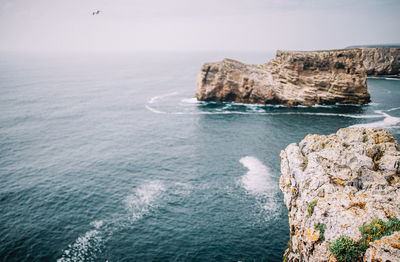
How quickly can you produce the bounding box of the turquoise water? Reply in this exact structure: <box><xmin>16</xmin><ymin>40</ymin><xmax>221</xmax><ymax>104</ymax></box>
<box><xmin>0</xmin><ymin>52</ymin><xmax>399</xmax><ymax>262</ymax></box>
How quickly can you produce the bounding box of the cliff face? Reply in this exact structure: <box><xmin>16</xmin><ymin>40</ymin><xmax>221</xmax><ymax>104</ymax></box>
<box><xmin>361</xmin><ymin>48</ymin><xmax>400</xmax><ymax>76</ymax></box>
<box><xmin>280</xmin><ymin>127</ymin><xmax>400</xmax><ymax>261</ymax></box>
<box><xmin>196</xmin><ymin>49</ymin><xmax>370</xmax><ymax>106</ymax></box>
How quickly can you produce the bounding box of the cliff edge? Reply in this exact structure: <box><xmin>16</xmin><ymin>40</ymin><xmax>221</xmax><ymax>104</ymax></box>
<box><xmin>196</xmin><ymin>49</ymin><xmax>370</xmax><ymax>106</ymax></box>
<box><xmin>280</xmin><ymin>127</ymin><xmax>400</xmax><ymax>261</ymax></box>
<box><xmin>361</xmin><ymin>48</ymin><xmax>400</xmax><ymax>76</ymax></box>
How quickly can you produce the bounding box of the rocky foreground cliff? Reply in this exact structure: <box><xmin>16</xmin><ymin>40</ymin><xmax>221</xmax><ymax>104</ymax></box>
<box><xmin>280</xmin><ymin>127</ymin><xmax>400</xmax><ymax>261</ymax></box>
<box><xmin>196</xmin><ymin>49</ymin><xmax>370</xmax><ymax>106</ymax></box>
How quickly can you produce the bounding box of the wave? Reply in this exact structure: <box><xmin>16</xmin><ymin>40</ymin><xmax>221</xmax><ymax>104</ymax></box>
<box><xmin>58</xmin><ymin>180</ymin><xmax>175</xmax><ymax>261</ymax></box>
<box><xmin>145</xmin><ymin>104</ymin><xmax>167</xmax><ymax>114</ymax></box>
<box><xmin>239</xmin><ymin>156</ymin><xmax>280</xmax><ymax>217</ymax></box>
<box><xmin>57</xmin><ymin>220</ymin><xmax>104</xmax><ymax>262</ymax></box>
<box><xmin>179</xmin><ymin>98</ymin><xmax>353</xmax><ymax>108</ymax></box>
<box><xmin>147</xmin><ymin>106</ymin><xmax>382</xmax><ymax>119</ymax></box>
<box><xmin>368</xmin><ymin>76</ymin><xmax>400</xmax><ymax>81</ymax></box>
<box><xmin>351</xmin><ymin>110</ymin><xmax>400</xmax><ymax>129</ymax></box>
<box><xmin>180</xmin><ymin>97</ymin><xmax>200</xmax><ymax>104</ymax></box>
<box><xmin>148</xmin><ymin>93</ymin><xmax>400</xmax><ymax>130</ymax></box>
<box><xmin>387</xmin><ymin>107</ymin><xmax>400</xmax><ymax>112</ymax></box>
<box><xmin>147</xmin><ymin>94</ymin><xmax>383</xmax><ymax>118</ymax></box>
<box><xmin>286</xmin><ymin>112</ymin><xmax>380</xmax><ymax>119</ymax></box>
<box><xmin>148</xmin><ymin>91</ymin><xmax>179</xmax><ymax>104</ymax></box>
<box><xmin>239</xmin><ymin>156</ymin><xmax>275</xmax><ymax>195</ymax></box>
<box><xmin>124</xmin><ymin>180</ymin><xmax>166</xmax><ymax>222</ymax></box>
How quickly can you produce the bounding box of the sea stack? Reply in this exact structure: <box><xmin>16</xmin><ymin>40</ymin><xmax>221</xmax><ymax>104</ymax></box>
<box><xmin>280</xmin><ymin>127</ymin><xmax>400</xmax><ymax>261</ymax></box>
<box><xmin>196</xmin><ymin>49</ymin><xmax>371</xmax><ymax>106</ymax></box>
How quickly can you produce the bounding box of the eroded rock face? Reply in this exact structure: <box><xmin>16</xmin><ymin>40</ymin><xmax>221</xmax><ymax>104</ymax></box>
<box><xmin>361</xmin><ymin>48</ymin><xmax>400</xmax><ymax>76</ymax></box>
<box><xmin>280</xmin><ymin>127</ymin><xmax>400</xmax><ymax>261</ymax></box>
<box><xmin>196</xmin><ymin>49</ymin><xmax>370</xmax><ymax>106</ymax></box>
<box><xmin>364</xmin><ymin>231</ymin><xmax>400</xmax><ymax>261</ymax></box>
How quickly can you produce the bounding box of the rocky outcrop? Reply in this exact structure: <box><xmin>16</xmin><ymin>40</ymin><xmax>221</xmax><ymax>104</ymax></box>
<box><xmin>364</xmin><ymin>231</ymin><xmax>400</xmax><ymax>261</ymax></box>
<box><xmin>361</xmin><ymin>48</ymin><xmax>400</xmax><ymax>76</ymax></box>
<box><xmin>280</xmin><ymin>127</ymin><xmax>400</xmax><ymax>261</ymax></box>
<box><xmin>196</xmin><ymin>49</ymin><xmax>370</xmax><ymax>106</ymax></box>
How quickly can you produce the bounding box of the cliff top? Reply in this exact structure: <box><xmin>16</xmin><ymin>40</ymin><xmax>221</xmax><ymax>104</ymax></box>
<box><xmin>280</xmin><ymin>127</ymin><xmax>400</xmax><ymax>261</ymax></box>
<box><xmin>276</xmin><ymin>49</ymin><xmax>358</xmax><ymax>54</ymax></box>
<box><xmin>346</xmin><ymin>44</ymin><xmax>400</xmax><ymax>49</ymax></box>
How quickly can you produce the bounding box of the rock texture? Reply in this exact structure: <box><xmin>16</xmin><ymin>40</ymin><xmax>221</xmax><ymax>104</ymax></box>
<box><xmin>361</xmin><ymin>48</ymin><xmax>400</xmax><ymax>76</ymax></box>
<box><xmin>196</xmin><ymin>49</ymin><xmax>371</xmax><ymax>106</ymax></box>
<box><xmin>364</xmin><ymin>231</ymin><xmax>400</xmax><ymax>261</ymax></box>
<box><xmin>280</xmin><ymin>127</ymin><xmax>400</xmax><ymax>261</ymax></box>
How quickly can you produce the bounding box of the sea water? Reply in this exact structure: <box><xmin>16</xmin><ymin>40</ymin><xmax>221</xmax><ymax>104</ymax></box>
<box><xmin>0</xmin><ymin>52</ymin><xmax>399</xmax><ymax>261</ymax></box>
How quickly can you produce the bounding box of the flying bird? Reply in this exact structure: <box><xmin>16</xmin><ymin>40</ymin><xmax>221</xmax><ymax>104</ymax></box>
<box><xmin>92</xmin><ymin>10</ymin><xmax>101</xmax><ymax>15</ymax></box>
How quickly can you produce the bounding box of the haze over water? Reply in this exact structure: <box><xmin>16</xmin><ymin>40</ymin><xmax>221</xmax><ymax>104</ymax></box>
<box><xmin>0</xmin><ymin>52</ymin><xmax>400</xmax><ymax>261</ymax></box>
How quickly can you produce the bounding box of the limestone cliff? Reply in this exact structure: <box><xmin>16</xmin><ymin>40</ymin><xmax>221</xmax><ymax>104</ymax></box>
<box><xmin>196</xmin><ymin>49</ymin><xmax>370</xmax><ymax>106</ymax></box>
<box><xmin>280</xmin><ymin>127</ymin><xmax>400</xmax><ymax>261</ymax></box>
<box><xmin>361</xmin><ymin>48</ymin><xmax>400</xmax><ymax>76</ymax></box>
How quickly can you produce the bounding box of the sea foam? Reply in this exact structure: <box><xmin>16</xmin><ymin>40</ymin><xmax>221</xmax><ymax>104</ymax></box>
<box><xmin>57</xmin><ymin>221</ymin><xmax>104</xmax><ymax>262</ymax></box>
<box><xmin>239</xmin><ymin>156</ymin><xmax>274</xmax><ymax>195</ymax></box>
<box><xmin>239</xmin><ymin>156</ymin><xmax>279</xmax><ymax>217</ymax></box>
<box><xmin>351</xmin><ymin>110</ymin><xmax>400</xmax><ymax>129</ymax></box>
<box><xmin>124</xmin><ymin>180</ymin><xmax>166</xmax><ymax>221</ymax></box>
<box><xmin>146</xmin><ymin>94</ymin><xmax>384</xmax><ymax>118</ymax></box>
<box><xmin>180</xmin><ymin>97</ymin><xmax>199</xmax><ymax>104</ymax></box>
<box><xmin>58</xmin><ymin>181</ymin><xmax>168</xmax><ymax>261</ymax></box>
<box><xmin>148</xmin><ymin>91</ymin><xmax>179</xmax><ymax>104</ymax></box>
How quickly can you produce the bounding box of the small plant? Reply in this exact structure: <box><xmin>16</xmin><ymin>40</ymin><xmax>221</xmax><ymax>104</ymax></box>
<box><xmin>329</xmin><ymin>236</ymin><xmax>362</xmax><ymax>262</ymax></box>
<box><xmin>329</xmin><ymin>217</ymin><xmax>400</xmax><ymax>261</ymax></box>
<box><xmin>359</xmin><ymin>217</ymin><xmax>400</xmax><ymax>248</ymax></box>
<box><xmin>307</xmin><ymin>200</ymin><xmax>317</xmax><ymax>216</ymax></box>
<box><xmin>314</xmin><ymin>223</ymin><xmax>326</xmax><ymax>241</ymax></box>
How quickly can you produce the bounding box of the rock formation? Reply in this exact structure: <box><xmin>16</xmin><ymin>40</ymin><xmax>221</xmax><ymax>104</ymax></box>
<box><xmin>361</xmin><ymin>48</ymin><xmax>400</xmax><ymax>76</ymax></box>
<box><xmin>196</xmin><ymin>49</ymin><xmax>371</xmax><ymax>106</ymax></box>
<box><xmin>280</xmin><ymin>127</ymin><xmax>400</xmax><ymax>261</ymax></box>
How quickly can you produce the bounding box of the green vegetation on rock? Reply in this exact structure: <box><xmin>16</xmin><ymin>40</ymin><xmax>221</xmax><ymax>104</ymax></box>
<box><xmin>329</xmin><ymin>217</ymin><xmax>400</xmax><ymax>261</ymax></box>
<box><xmin>307</xmin><ymin>200</ymin><xmax>317</xmax><ymax>216</ymax></box>
<box><xmin>329</xmin><ymin>236</ymin><xmax>361</xmax><ymax>262</ymax></box>
<box><xmin>314</xmin><ymin>223</ymin><xmax>326</xmax><ymax>241</ymax></box>
<box><xmin>359</xmin><ymin>217</ymin><xmax>400</xmax><ymax>249</ymax></box>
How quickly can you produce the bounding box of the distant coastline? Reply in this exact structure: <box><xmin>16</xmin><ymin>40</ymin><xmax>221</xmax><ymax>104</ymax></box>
<box><xmin>346</xmin><ymin>43</ymin><xmax>400</xmax><ymax>48</ymax></box>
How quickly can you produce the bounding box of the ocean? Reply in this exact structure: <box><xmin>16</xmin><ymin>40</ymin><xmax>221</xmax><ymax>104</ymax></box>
<box><xmin>0</xmin><ymin>51</ymin><xmax>399</xmax><ymax>262</ymax></box>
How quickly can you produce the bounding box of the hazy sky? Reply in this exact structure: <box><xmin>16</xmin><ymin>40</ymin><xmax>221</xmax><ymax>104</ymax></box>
<box><xmin>0</xmin><ymin>0</ymin><xmax>399</xmax><ymax>52</ymax></box>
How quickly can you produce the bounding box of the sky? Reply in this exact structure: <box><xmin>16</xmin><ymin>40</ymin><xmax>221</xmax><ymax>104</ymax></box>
<box><xmin>0</xmin><ymin>0</ymin><xmax>399</xmax><ymax>52</ymax></box>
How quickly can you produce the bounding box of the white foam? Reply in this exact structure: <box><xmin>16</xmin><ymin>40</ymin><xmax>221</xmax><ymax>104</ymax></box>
<box><xmin>239</xmin><ymin>156</ymin><xmax>274</xmax><ymax>195</ymax></box>
<box><xmin>57</xmin><ymin>181</ymin><xmax>171</xmax><ymax>262</ymax></box>
<box><xmin>58</xmin><ymin>221</ymin><xmax>104</xmax><ymax>262</ymax></box>
<box><xmin>124</xmin><ymin>180</ymin><xmax>166</xmax><ymax>221</ymax></box>
<box><xmin>169</xmin><ymin>111</ymin><xmax>382</xmax><ymax>119</ymax></box>
<box><xmin>351</xmin><ymin>110</ymin><xmax>400</xmax><ymax>129</ymax></box>
<box><xmin>239</xmin><ymin>156</ymin><xmax>280</xmax><ymax>217</ymax></box>
<box><xmin>148</xmin><ymin>91</ymin><xmax>179</xmax><ymax>104</ymax></box>
<box><xmin>146</xmin><ymin>92</ymin><xmax>180</xmax><ymax>114</ymax></box>
<box><xmin>145</xmin><ymin>92</ymin><xmax>385</xmax><ymax>119</ymax></box>
<box><xmin>145</xmin><ymin>104</ymin><xmax>167</xmax><ymax>114</ymax></box>
<box><xmin>387</xmin><ymin>107</ymin><xmax>400</xmax><ymax>112</ymax></box>
<box><xmin>148</xmin><ymin>95</ymin><xmax>162</xmax><ymax>104</ymax></box>
<box><xmin>181</xmin><ymin>97</ymin><xmax>199</xmax><ymax>104</ymax></box>
<box><xmin>368</xmin><ymin>76</ymin><xmax>400</xmax><ymax>81</ymax></box>
<box><xmin>90</xmin><ymin>220</ymin><xmax>103</xmax><ymax>229</ymax></box>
